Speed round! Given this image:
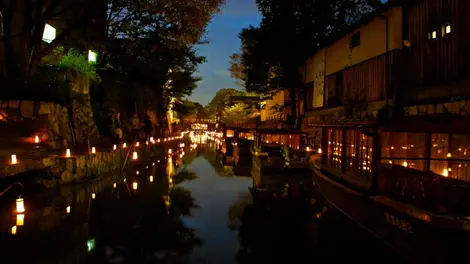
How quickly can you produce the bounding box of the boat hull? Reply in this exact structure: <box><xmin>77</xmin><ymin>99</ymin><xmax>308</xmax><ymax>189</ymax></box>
<box><xmin>312</xmin><ymin>167</ymin><xmax>470</xmax><ymax>263</ymax></box>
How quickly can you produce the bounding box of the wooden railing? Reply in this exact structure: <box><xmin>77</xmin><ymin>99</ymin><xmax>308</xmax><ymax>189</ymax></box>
<box><xmin>325</xmin><ymin>49</ymin><xmax>402</xmax><ymax>108</ymax></box>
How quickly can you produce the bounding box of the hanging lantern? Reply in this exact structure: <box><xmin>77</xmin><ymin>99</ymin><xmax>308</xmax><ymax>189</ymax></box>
<box><xmin>152</xmin><ymin>163</ymin><xmax>155</xmax><ymax>166</ymax></box>
<box><xmin>11</xmin><ymin>226</ymin><xmax>17</xmax><ymax>235</ymax></box>
<box><xmin>132</xmin><ymin>182</ymin><xmax>138</xmax><ymax>190</ymax></box>
<box><xmin>16</xmin><ymin>198</ymin><xmax>25</xmax><ymax>213</ymax></box>
<box><xmin>123</xmin><ymin>142</ymin><xmax>127</xmax><ymax>148</ymax></box>
<box><xmin>136</xmin><ymin>170</ymin><xmax>140</xmax><ymax>175</ymax></box>
<box><xmin>113</xmin><ymin>183</ymin><xmax>117</xmax><ymax>188</ymax></box>
<box><xmin>16</xmin><ymin>214</ymin><xmax>24</xmax><ymax>226</ymax></box>
<box><xmin>92</xmin><ymin>193</ymin><xmax>96</xmax><ymax>199</ymax></box>
<box><xmin>10</xmin><ymin>154</ymin><xmax>17</xmax><ymax>164</ymax></box>
<box><xmin>132</xmin><ymin>151</ymin><xmax>138</xmax><ymax>160</ymax></box>
<box><xmin>113</xmin><ymin>144</ymin><xmax>117</xmax><ymax>150</ymax></box>
<box><xmin>91</xmin><ymin>147</ymin><xmax>96</xmax><ymax>154</ymax></box>
<box><xmin>66</xmin><ymin>149</ymin><xmax>71</xmax><ymax>158</ymax></box>
<box><xmin>34</xmin><ymin>135</ymin><xmax>40</xmax><ymax>143</ymax></box>
<box><xmin>66</xmin><ymin>206</ymin><xmax>71</xmax><ymax>214</ymax></box>
<box><xmin>149</xmin><ymin>176</ymin><xmax>154</xmax><ymax>182</ymax></box>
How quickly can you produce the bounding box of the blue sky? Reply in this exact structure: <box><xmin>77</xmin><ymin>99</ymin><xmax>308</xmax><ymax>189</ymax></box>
<box><xmin>188</xmin><ymin>0</ymin><xmax>261</xmax><ymax>106</ymax></box>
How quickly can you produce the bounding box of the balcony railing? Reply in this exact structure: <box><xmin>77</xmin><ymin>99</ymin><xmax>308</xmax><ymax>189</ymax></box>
<box><xmin>324</xmin><ymin>49</ymin><xmax>402</xmax><ymax>108</ymax></box>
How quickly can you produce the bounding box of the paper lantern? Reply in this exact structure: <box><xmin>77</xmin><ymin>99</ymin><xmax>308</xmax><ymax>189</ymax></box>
<box><xmin>16</xmin><ymin>198</ymin><xmax>25</xmax><ymax>213</ymax></box>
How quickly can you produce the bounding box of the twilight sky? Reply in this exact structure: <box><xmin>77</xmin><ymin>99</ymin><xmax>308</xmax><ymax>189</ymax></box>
<box><xmin>188</xmin><ymin>0</ymin><xmax>261</xmax><ymax>106</ymax></box>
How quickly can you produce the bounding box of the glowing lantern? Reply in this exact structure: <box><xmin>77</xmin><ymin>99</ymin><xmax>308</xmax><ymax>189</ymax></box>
<box><xmin>16</xmin><ymin>198</ymin><xmax>25</xmax><ymax>213</ymax></box>
<box><xmin>92</xmin><ymin>193</ymin><xmax>96</xmax><ymax>199</ymax></box>
<box><xmin>447</xmin><ymin>153</ymin><xmax>452</xmax><ymax>158</ymax></box>
<box><xmin>66</xmin><ymin>149</ymin><xmax>71</xmax><ymax>158</ymax></box>
<box><xmin>442</xmin><ymin>169</ymin><xmax>449</xmax><ymax>177</ymax></box>
<box><xmin>132</xmin><ymin>151</ymin><xmax>138</xmax><ymax>160</ymax></box>
<box><xmin>11</xmin><ymin>154</ymin><xmax>17</xmax><ymax>164</ymax></box>
<box><xmin>306</xmin><ymin>146</ymin><xmax>311</xmax><ymax>152</ymax></box>
<box><xmin>11</xmin><ymin>226</ymin><xmax>17</xmax><ymax>235</ymax></box>
<box><xmin>123</xmin><ymin>143</ymin><xmax>127</xmax><ymax>148</ymax></box>
<box><xmin>403</xmin><ymin>161</ymin><xmax>408</xmax><ymax>167</ymax></box>
<box><xmin>113</xmin><ymin>144</ymin><xmax>117</xmax><ymax>150</ymax></box>
<box><xmin>66</xmin><ymin>206</ymin><xmax>71</xmax><ymax>214</ymax></box>
<box><xmin>136</xmin><ymin>171</ymin><xmax>140</xmax><ymax>175</ymax></box>
<box><xmin>34</xmin><ymin>136</ymin><xmax>40</xmax><ymax>143</ymax></box>
<box><xmin>132</xmin><ymin>182</ymin><xmax>138</xmax><ymax>190</ymax></box>
<box><xmin>168</xmin><ymin>149</ymin><xmax>172</xmax><ymax>154</ymax></box>
<box><xmin>318</xmin><ymin>148</ymin><xmax>322</xmax><ymax>154</ymax></box>
<box><xmin>146</xmin><ymin>141</ymin><xmax>149</xmax><ymax>145</ymax></box>
<box><xmin>88</xmin><ymin>50</ymin><xmax>97</xmax><ymax>63</ymax></box>
<box><xmin>158</xmin><ymin>139</ymin><xmax>161</xmax><ymax>143</ymax></box>
<box><xmin>149</xmin><ymin>176</ymin><xmax>154</xmax><ymax>182</ymax></box>
<box><xmin>150</xmin><ymin>137</ymin><xmax>154</xmax><ymax>142</ymax></box>
<box><xmin>113</xmin><ymin>183</ymin><xmax>117</xmax><ymax>188</ymax></box>
<box><xmin>91</xmin><ymin>147</ymin><xmax>96</xmax><ymax>154</ymax></box>
<box><xmin>136</xmin><ymin>142</ymin><xmax>140</xmax><ymax>147</ymax></box>
<box><xmin>16</xmin><ymin>214</ymin><xmax>24</xmax><ymax>226</ymax></box>
<box><xmin>42</xmin><ymin>23</ymin><xmax>56</xmax><ymax>43</ymax></box>
<box><xmin>152</xmin><ymin>163</ymin><xmax>155</xmax><ymax>166</ymax></box>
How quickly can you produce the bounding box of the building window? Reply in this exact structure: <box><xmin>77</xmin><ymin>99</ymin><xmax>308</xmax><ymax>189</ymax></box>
<box><xmin>442</xmin><ymin>23</ymin><xmax>451</xmax><ymax>38</ymax></box>
<box><xmin>430</xmin><ymin>134</ymin><xmax>470</xmax><ymax>181</ymax></box>
<box><xmin>326</xmin><ymin>129</ymin><xmax>342</xmax><ymax>170</ymax></box>
<box><xmin>381</xmin><ymin>132</ymin><xmax>428</xmax><ymax>171</ymax></box>
<box><xmin>351</xmin><ymin>31</ymin><xmax>360</xmax><ymax>49</ymax></box>
<box><xmin>345</xmin><ymin>130</ymin><xmax>373</xmax><ymax>180</ymax></box>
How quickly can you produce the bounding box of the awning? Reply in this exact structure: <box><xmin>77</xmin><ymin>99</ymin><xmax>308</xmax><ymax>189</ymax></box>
<box><xmin>380</xmin><ymin>114</ymin><xmax>470</xmax><ymax>134</ymax></box>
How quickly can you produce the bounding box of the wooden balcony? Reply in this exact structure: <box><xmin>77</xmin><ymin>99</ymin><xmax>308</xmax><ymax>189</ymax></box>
<box><xmin>324</xmin><ymin>49</ymin><xmax>402</xmax><ymax>108</ymax></box>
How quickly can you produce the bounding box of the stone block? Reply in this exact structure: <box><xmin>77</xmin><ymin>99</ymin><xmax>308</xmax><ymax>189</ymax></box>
<box><xmin>9</xmin><ymin>100</ymin><xmax>20</xmax><ymax>108</ymax></box>
<box><xmin>60</xmin><ymin>171</ymin><xmax>74</xmax><ymax>183</ymax></box>
<box><xmin>20</xmin><ymin>100</ymin><xmax>34</xmax><ymax>118</ymax></box>
<box><xmin>38</xmin><ymin>103</ymin><xmax>53</xmax><ymax>114</ymax></box>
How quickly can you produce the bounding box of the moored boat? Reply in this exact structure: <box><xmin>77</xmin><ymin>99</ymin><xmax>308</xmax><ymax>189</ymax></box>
<box><xmin>311</xmin><ymin>114</ymin><xmax>470</xmax><ymax>262</ymax></box>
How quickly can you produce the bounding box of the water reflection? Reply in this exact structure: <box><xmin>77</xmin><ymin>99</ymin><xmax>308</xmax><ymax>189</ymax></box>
<box><xmin>0</xmin><ymin>142</ymin><xmax>406</xmax><ymax>264</ymax></box>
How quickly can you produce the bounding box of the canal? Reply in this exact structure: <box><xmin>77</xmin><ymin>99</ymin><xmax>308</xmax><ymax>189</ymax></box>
<box><xmin>0</xmin><ymin>142</ymin><xmax>406</xmax><ymax>263</ymax></box>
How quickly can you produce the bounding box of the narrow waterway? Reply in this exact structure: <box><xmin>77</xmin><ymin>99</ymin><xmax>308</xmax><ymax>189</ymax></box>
<box><xmin>0</xmin><ymin>142</ymin><xmax>406</xmax><ymax>263</ymax></box>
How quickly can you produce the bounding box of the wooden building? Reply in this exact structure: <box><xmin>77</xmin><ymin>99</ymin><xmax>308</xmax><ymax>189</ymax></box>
<box><xmin>302</xmin><ymin>0</ymin><xmax>470</xmax><ymax>158</ymax></box>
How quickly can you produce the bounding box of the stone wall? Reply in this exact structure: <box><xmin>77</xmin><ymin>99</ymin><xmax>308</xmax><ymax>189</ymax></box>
<box><xmin>0</xmin><ymin>100</ymin><xmax>73</xmax><ymax>149</ymax></box>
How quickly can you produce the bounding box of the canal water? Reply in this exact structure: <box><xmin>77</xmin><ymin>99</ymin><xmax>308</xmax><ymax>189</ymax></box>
<box><xmin>0</xmin><ymin>142</ymin><xmax>406</xmax><ymax>264</ymax></box>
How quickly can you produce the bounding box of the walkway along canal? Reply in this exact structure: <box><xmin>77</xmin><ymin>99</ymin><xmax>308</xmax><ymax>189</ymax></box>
<box><xmin>0</xmin><ymin>141</ymin><xmax>405</xmax><ymax>263</ymax></box>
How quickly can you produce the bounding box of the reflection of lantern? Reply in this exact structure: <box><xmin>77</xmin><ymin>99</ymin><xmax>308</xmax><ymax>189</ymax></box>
<box><xmin>66</xmin><ymin>149</ymin><xmax>71</xmax><ymax>157</ymax></box>
<box><xmin>16</xmin><ymin>198</ymin><xmax>25</xmax><ymax>213</ymax></box>
<box><xmin>149</xmin><ymin>176</ymin><xmax>154</xmax><ymax>182</ymax></box>
<box><xmin>66</xmin><ymin>206</ymin><xmax>71</xmax><ymax>214</ymax></box>
<box><xmin>34</xmin><ymin>136</ymin><xmax>40</xmax><ymax>143</ymax></box>
<box><xmin>113</xmin><ymin>144</ymin><xmax>117</xmax><ymax>150</ymax></box>
<box><xmin>91</xmin><ymin>147</ymin><xmax>96</xmax><ymax>154</ymax></box>
<box><xmin>92</xmin><ymin>193</ymin><xmax>96</xmax><ymax>199</ymax></box>
<box><xmin>11</xmin><ymin>226</ymin><xmax>17</xmax><ymax>235</ymax></box>
<box><xmin>132</xmin><ymin>151</ymin><xmax>138</xmax><ymax>160</ymax></box>
<box><xmin>16</xmin><ymin>214</ymin><xmax>24</xmax><ymax>226</ymax></box>
<box><xmin>11</xmin><ymin>154</ymin><xmax>17</xmax><ymax>164</ymax></box>
<box><xmin>133</xmin><ymin>182</ymin><xmax>138</xmax><ymax>190</ymax></box>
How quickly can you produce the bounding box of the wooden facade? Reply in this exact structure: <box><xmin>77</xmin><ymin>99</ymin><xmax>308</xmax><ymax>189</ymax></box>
<box><xmin>403</xmin><ymin>0</ymin><xmax>470</xmax><ymax>89</ymax></box>
<box><xmin>324</xmin><ymin>50</ymin><xmax>402</xmax><ymax>108</ymax></box>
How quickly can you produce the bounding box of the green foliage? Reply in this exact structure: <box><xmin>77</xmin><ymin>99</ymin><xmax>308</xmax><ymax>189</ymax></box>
<box><xmin>55</xmin><ymin>47</ymin><xmax>101</xmax><ymax>82</ymax></box>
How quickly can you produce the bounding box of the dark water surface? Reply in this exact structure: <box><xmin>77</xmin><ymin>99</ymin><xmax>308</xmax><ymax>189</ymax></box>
<box><xmin>0</xmin><ymin>143</ymin><xmax>406</xmax><ymax>263</ymax></box>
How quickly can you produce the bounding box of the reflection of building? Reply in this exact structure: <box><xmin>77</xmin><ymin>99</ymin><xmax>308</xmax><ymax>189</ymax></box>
<box><xmin>302</xmin><ymin>0</ymin><xmax>470</xmax><ymax>180</ymax></box>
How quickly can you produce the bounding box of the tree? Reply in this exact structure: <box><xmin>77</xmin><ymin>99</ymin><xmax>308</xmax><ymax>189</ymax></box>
<box><xmin>205</xmin><ymin>88</ymin><xmax>243</xmax><ymax>118</ymax></box>
<box><xmin>0</xmin><ymin>0</ymin><xmax>103</xmax><ymax>84</ymax></box>
<box><xmin>237</xmin><ymin>0</ymin><xmax>382</xmax><ymax>120</ymax></box>
<box><xmin>229</xmin><ymin>52</ymin><xmax>247</xmax><ymax>87</ymax></box>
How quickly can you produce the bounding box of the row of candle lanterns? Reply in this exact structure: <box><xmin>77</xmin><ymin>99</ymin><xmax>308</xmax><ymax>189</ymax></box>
<box><xmin>9</xmin><ymin>135</ymin><xmax>185</xmax><ymax>165</ymax></box>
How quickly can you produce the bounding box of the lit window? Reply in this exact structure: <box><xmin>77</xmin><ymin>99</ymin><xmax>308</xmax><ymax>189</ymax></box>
<box><xmin>42</xmin><ymin>23</ymin><xmax>56</xmax><ymax>43</ymax></box>
<box><xmin>88</xmin><ymin>50</ymin><xmax>97</xmax><ymax>63</ymax></box>
<box><xmin>428</xmin><ymin>30</ymin><xmax>437</xmax><ymax>39</ymax></box>
<box><xmin>442</xmin><ymin>23</ymin><xmax>451</xmax><ymax>38</ymax></box>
